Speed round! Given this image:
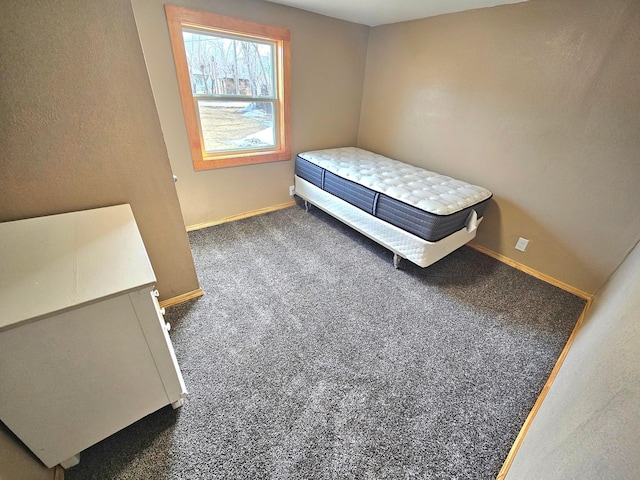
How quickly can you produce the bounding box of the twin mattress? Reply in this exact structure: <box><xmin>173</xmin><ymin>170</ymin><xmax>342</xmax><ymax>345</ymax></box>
<box><xmin>295</xmin><ymin>147</ymin><xmax>492</xmax><ymax>243</ymax></box>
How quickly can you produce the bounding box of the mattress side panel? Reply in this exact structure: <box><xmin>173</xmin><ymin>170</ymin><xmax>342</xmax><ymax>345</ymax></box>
<box><xmin>376</xmin><ymin>195</ymin><xmax>492</xmax><ymax>242</ymax></box>
<box><xmin>295</xmin><ymin>156</ymin><xmax>323</xmax><ymax>188</ymax></box>
<box><xmin>324</xmin><ymin>172</ymin><xmax>377</xmax><ymax>215</ymax></box>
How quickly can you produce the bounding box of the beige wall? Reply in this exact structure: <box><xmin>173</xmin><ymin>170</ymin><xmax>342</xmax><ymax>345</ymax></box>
<box><xmin>0</xmin><ymin>0</ymin><xmax>199</xmax><ymax>301</ymax></box>
<box><xmin>131</xmin><ymin>0</ymin><xmax>370</xmax><ymax>227</ymax></box>
<box><xmin>0</xmin><ymin>425</ymin><xmax>54</xmax><ymax>480</ymax></box>
<box><xmin>358</xmin><ymin>0</ymin><xmax>640</xmax><ymax>294</ymax></box>
<box><xmin>505</xmin><ymin>239</ymin><xmax>640</xmax><ymax>479</ymax></box>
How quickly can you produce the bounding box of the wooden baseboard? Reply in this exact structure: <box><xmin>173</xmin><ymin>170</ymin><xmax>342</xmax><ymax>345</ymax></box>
<box><xmin>54</xmin><ymin>465</ymin><xmax>65</xmax><ymax>480</ymax></box>
<box><xmin>466</xmin><ymin>243</ymin><xmax>593</xmax><ymax>479</ymax></box>
<box><xmin>467</xmin><ymin>243</ymin><xmax>593</xmax><ymax>301</ymax></box>
<box><xmin>159</xmin><ymin>288</ymin><xmax>204</xmax><ymax>308</ymax></box>
<box><xmin>186</xmin><ymin>201</ymin><xmax>296</xmax><ymax>232</ymax></box>
<box><xmin>495</xmin><ymin>297</ymin><xmax>592</xmax><ymax>479</ymax></box>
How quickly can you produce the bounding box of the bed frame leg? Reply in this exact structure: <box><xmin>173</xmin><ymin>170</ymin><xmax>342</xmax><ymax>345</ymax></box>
<box><xmin>304</xmin><ymin>200</ymin><xmax>310</xmax><ymax>212</ymax></box>
<box><xmin>393</xmin><ymin>253</ymin><xmax>401</xmax><ymax>269</ymax></box>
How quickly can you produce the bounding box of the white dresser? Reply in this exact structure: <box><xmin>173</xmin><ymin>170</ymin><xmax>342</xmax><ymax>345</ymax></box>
<box><xmin>0</xmin><ymin>204</ymin><xmax>187</xmax><ymax>468</ymax></box>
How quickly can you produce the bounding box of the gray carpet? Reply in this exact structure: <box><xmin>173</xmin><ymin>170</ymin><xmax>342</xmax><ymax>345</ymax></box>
<box><xmin>67</xmin><ymin>205</ymin><xmax>586</xmax><ymax>480</ymax></box>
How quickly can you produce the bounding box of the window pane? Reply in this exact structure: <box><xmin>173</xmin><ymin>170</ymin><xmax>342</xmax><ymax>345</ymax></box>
<box><xmin>197</xmin><ymin>100</ymin><xmax>276</xmax><ymax>153</ymax></box>
<box><xmin>183</xmin><ymin>30</ymin><xmax>275</xmax><ymax>97</ymax></box>
<box><xmin>166</xmin><ymin>6</ymin><xmax>290</xmax><ymax>169</ymax></box>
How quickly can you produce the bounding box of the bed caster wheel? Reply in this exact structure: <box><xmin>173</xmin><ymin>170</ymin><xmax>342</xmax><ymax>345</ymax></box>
<box><xmin>393</xmin><ymin>253</ymin><xmax>401</xmax><ymax>269</ymax></box>
<box><xmin>304</xmin><ymin>200</ymin><xmax>310</xmax><ymax>212</ymax></box>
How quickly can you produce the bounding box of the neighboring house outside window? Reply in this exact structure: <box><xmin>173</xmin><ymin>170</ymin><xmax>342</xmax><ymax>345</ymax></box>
<box><xmin>165</xmin><ymin>5</ymin><xmax>291</xmax><ymax>170</ymax></box>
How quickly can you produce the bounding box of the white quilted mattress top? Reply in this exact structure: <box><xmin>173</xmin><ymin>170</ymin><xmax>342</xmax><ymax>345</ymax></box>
<box><xmin>298</xmin><ymin>147</ymin><xmax>492</xmax><ymax>215</ymax></box>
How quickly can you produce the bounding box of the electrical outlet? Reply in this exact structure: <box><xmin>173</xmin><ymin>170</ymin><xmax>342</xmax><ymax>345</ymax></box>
<box><xmin>289</xmin><ymin>185</ymin><xmax>295</xmax><ymax>196</ymax></box>
<box><xmin>515</xmin><ymin>237</ymin><xmax>530</xmax><ymax>252</ymax></box>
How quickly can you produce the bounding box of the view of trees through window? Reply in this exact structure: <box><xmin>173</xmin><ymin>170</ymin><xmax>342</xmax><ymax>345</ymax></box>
<box><xmin>166</xmin><ymin>5</ymin><xmax>290</xmax><ymax>169</ymax></box>
<box><xmin>182</xmin><ymin>30</ymin><xmax>277</xmax><ymax>153</ymax></box>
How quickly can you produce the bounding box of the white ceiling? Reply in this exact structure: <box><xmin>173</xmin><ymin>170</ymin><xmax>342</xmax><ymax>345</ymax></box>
<box><xmin>264</xmin><ymin>0</ymin><xmax>529</xmax><ymax>26</ymax></box>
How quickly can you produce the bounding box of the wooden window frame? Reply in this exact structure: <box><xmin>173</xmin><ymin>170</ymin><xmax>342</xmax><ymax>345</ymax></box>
<box><xmin>165</xmin><ymin>5</ymin><xmax>291</xmax><ymax>170</ymax></box>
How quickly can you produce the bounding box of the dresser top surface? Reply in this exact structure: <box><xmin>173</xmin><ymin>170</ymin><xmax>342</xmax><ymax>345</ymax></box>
<box><xmin>0</xmin><ymin>204</ymin><xmax>156</xmax><ymax>330</ymax></box>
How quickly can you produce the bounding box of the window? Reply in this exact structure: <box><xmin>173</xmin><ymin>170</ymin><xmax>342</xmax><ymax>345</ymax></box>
<box><xmin>165</xmin><ymin>5</ymin><xmax>291</xmax><ymax>170</ymax></box>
